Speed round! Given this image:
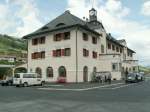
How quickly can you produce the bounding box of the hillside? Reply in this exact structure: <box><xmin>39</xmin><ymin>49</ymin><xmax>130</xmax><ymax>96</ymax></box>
<box><xmin>0</xmin><ymin>34</ymin><xmax>27</xmax><ymax>56</ymax></box>
<box><xmin>139</xmin><ymin>66</ymin><xmax>150</xmax><ymax>74</ymax></box>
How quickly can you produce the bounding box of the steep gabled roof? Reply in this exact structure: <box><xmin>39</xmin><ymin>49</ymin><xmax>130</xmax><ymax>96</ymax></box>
<box><xmin>23</xmin><ymin>11</ymin><xmax>100</xmax><ymax>39</ymax></box>
<box><xmin>106</xmin><ymin>34</ymin><xmax>135</xmax><ymax>53</ymax></box>
<box><xmin>106</xmin><ymin>33</ymin><xmax>124</xmax><ymax>47</ymax></box>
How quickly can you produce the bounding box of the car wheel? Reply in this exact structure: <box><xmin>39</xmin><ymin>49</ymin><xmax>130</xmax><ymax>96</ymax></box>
<box><xmin>41</xmin><ymin>81</ymin><xmax>45</xmax><ymax>86</ymax></box>
<box><xmin>23</xmin><ymin>82</ymin><xmax>28</xmax><ymax>87</ymax></box>
<box><xmin>8</xmin><ymin>82</ymin><xmax>12</xmax><ymax>86</ymax></box>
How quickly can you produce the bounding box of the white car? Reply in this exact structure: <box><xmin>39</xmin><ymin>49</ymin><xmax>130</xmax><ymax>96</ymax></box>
<box><xmin>13</xmin><ymin>73</ymin><xmax>45</xmax><ymax>87</ymax></box>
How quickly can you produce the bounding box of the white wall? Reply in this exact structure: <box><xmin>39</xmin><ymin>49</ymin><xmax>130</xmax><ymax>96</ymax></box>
<box><xmin>28</xmin><ymin>30</ymin><xmax>77</xmax><ymax>82</ymax></box>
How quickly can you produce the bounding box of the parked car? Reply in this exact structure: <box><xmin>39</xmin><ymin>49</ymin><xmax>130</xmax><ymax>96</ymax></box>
<box><xmin>126</xmin><ymin>72</ymin><xmax>145</xmax><ymax>83</ymax></box>
<box><xmin>1</xmin><ymin>77</ymin><xmax>13</xmax><ymax>86</ymax></box>
<box><xmin>126</xmin><ymin>73</ymin><xmax>138</xmax><ymax>83</ymax></box>
<box><xmin>137</xmin><ymin>72</ymin><xmax>145</xmax><ymax>81</ymax></box>
<box><xmin>0</xmin><ymin>80</ymin><xmax>3</xmax><ymax>85</ymax></box>
<box><xmin>13</xmin><ymin>73</ymin><xmax>45</xmax><ymax>87</ymax></box>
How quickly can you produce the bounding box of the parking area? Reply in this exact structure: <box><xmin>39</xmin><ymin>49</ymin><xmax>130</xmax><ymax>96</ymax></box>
<box><xmin>0</xmin><ymin>78</ymin><xmax>150</xmax><ymax>112</ymax></box>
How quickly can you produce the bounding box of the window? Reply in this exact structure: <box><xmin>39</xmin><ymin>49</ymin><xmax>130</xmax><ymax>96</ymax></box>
<box><xmin>92</xmin><ymin>37</ymin><xmax>97</xmax><ymax>44</ymax></box>
<box><xmin>64</xmin><ymin>48</ymin><xmax>71</xmax><ymax>56</ymax></box>
<box><xmin>112</xmin><ymin>63</ymin><xmax>118</xmax><ymax>71</ymax></box>
<box><xmin>92</xmin><ymin>51</ymin><xmax>97</xmax><ymax>59</ymax></box>
<box><xmin>53</xmin><ymin>48</ymin><xmax>71</xmax><ymax>57</ymax></box>
<box><xmin>82</xmin><ymin>33</ymin><xmax>88</xmax><ymax>41</ymax></box>
<box><xmin>47</xmin><ymin>67</ymin><xmax>53</xmax><ymax>77</ymax></box>
<box><xmin>54</xmin><ymin>33</ymin><xmax>62</xmax><ymax>41</ymax></box>
<box><xmin>58</xmin><ymin>66</ymin><xmax>66</xmax><ymax>77</ymax></box>
<box><xmin>112</xmin><ymin>45</ymin><xmax>115</xmax><ymax>51</ymax></box>
<box><xmin>56</xmin><ymin>49</ymin><xmax>61</xmax><ymax>57</ymax></box>
<box><xmin>32</xmin><ymin>38</ymin><xmax>38</xmax><ymax>45</ymax></box>
<box><xmin>40</xmin><ymin>51</ymin><xmax>45</xmax><ymax>59</ymax></box>
<box><xmin>39</xmin><ymin>37</ymin><xmax>45</xmax><ymax>44</ymax></box>
<box><xmin>120</xmin><ymin>48</ymin><xmax>122</xmax><ymax>53</ymax></box>
<box><xmin>83</xmin><ymin>49</ymin><xmax>89</xmax><ymax>57</ymax></box>
<box><xmin>35</xmin><ymin>52</ymin><xmax>39</xmax><ymax>59</ymax></box>
<box><xmin>32</xmin><ymin>51</ymin><xmax>45</xmax><ymax>59</ymax></box>
<box><xmin>54</xmin><ymin>32</ymin><xmax>70</xmax><ymax>41</ymax></box>
<box><xmin>35</xmin><ymin>67</ymin><xmax>42</xmax><ymax>78</ymax></box>
<box><xmin>101</xmin><ymin>45</ymin><xmax>104</xmax><ymax>53</ymax></box>
<box><xmin>31</xmin><ymin>52</ymin><xmax>39</xmax><ymax>59</ymax></box>
<box><xmin>64</xmin><ymin>32</ymin><xmax>70</xmax><ymax>40</ymax></box>
<box><xmin>116</xmin><ymin>47</ymin><xmax>119</xmax><ymax>52</ymax></box>
<box><xmin>108</xmin><ymin>43</ymin><xmax>111</xmax><ymax>49</ymax></box>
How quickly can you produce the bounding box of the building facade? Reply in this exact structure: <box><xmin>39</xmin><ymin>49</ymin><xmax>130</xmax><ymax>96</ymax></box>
<box><xmin>23</xmin><ymin>8</ymin><xmax>138</xmax><ymax>82</ymax></box>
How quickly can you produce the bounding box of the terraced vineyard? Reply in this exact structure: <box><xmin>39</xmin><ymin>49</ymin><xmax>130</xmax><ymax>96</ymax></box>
<box><xmin>0</xmin><ymin>34</ymin><xmax>27</xmax><ymax>56</ymax></box>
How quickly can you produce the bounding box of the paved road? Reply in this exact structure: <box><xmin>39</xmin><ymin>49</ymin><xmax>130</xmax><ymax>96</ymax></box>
<box><xmin>0</xmin><ymin>80</ymin><xmax>150</xmax><ymax>112</ymax></box>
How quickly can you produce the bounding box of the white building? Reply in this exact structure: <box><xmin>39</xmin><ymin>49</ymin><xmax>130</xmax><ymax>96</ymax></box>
<box><xmin>23</xmin><ymin>8</ymin><xmax>138</xmax><ymax>82</ymax></box>
<box><xmin>0</xmin><ymin>55</ymin><xmax>16</xmax><ymax>63</ymax></box>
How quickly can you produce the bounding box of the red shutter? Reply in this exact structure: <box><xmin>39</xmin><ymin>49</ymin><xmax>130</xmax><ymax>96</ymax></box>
<box><xmin>53</xmin><ymin>50</ymin><xmax>56</xmax><ymax>57</ymax></box>
<box><xmin>31</xmin><ymin>53</ymin><xmax>34</xmax><ymax>59</ymax></box>
<box><xmin>61</xmin><ymin>49</ymin><xmax>65</xmax><ymax>56</ymax></box>
<box><xmin>95</xmin><ymin>52</ymin><xmax>97</xmax><ymax>58</ymax></box>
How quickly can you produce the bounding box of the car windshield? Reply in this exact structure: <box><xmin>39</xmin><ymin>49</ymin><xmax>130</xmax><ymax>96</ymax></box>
<box><xmin>14</xmin><ymin>74</ymin><xmax>20</xmax><ymax>78</ymax></box>
<box><xmin>128</xmin><ymin>73</ymin><xmax>136</xmax><ymax>77</ymax></box>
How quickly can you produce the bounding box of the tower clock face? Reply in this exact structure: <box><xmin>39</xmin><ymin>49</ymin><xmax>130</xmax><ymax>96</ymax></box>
<box><xmin>90</xmin><ymin>10</ymin><xmax>95</xmax><ymax>16</ymax></box>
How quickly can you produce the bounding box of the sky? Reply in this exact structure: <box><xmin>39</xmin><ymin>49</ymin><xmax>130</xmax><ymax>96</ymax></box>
<box><xmin>0</xmin><ymin>0</ymin><xmax>150</xmax><ymax>66</ymax></box>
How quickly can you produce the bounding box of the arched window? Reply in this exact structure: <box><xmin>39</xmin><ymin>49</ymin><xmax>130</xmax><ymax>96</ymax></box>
<box><xmin>47</xmin><ymin>67</ymin><xmax>53</xmax><ymax>78</ymax></box>
<box><xmin>83</xmin><ymin>66</ymin><xmax>88</xmax><ymax>82</ymax></box>
<box><xmin>58</xmin><ymin>66</ymin><xmax>66</xmax><ymax>77</ymax></box>
<box><xmin>35</xmin><ymin>67</ymin><xmax>42</xmax><ymax>77</ymax></box>
<box><xmin>101</xmin><ymin>44</ymin><xmax>104</xmax><ymax>53</ymax></box>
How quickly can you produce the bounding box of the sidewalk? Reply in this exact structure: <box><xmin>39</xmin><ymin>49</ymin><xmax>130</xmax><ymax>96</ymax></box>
<box><xmin>41</xmin><ymin>80</ymin><xmax>125</xmax><ymax>89</ymax></box>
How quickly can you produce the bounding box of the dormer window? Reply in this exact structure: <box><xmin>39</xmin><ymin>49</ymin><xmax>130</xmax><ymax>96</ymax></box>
<box><xmin>56</xmin><ymin>23</ymin><xmax>65</xmax><ymax>27</ymax></box>
<box><xmin>41</xmin><ymin>26</ymin><xmax>49</xmax><ymax>30</ymax></box>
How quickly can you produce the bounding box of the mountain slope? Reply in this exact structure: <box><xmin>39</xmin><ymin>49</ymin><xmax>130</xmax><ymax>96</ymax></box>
<box><xmin>0</xmin><ymin>34</ymin><xmax>27</xmax><ymax>56</ymax></box>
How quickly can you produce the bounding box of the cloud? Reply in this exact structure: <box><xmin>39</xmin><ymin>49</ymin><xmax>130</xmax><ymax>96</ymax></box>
<box><xmin>67</xmin><ymin>0</ymin><xmax>150</xmax><ymax>66</ymax></box>
<box><xmin>0</xmin><ymin>0</ymin><xmax>43</xmax><ymax>37</ymax></box>
<box><xmin>0</xmin><ymin>3</ymin><xmax>17</xmax><ymax>33</ymax></box>
<box><xmin>141</xmin><ymin>1</ymin><xmax>150</xmax><ymax>16</ymax></box>
<box><xmin>9</xmin><ymin>0</ymin><xmax>43</xmax><ymax>37</ymax></box>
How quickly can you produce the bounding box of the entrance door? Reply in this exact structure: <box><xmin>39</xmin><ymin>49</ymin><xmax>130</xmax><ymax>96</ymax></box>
<box><xmin>83</xmin><ymin>66</ymin><xmax>88</xmax><ymax>82</ymax></box>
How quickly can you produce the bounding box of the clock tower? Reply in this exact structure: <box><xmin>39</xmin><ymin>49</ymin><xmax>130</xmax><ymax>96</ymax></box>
<box><xmin>89</xmin><ymin>8</ymin><xmax>97</xmax><ymax>22</ymax></box>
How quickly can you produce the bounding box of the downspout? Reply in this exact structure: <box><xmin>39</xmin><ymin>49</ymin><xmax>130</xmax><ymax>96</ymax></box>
<box><xmin>75</xmin><ymin>27</ymin><xmax>78</xmax><ymax>83</ymax></box>
<box><xmin>27</xmin><ymin>39</ymin><xmax>29</xmax><ymax>72</ymax></box>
